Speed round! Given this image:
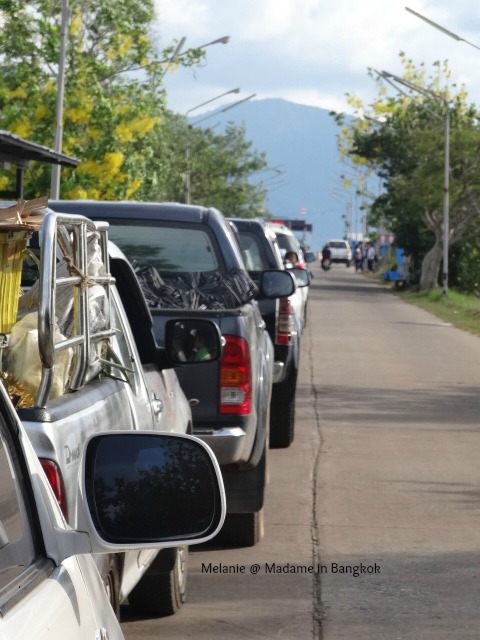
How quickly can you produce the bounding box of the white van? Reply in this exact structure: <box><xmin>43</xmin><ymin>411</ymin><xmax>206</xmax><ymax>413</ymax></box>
<box><xmin>326</xmin><ymin>239</ymin><xmax>352</xmax><ymax>266</ymax></box>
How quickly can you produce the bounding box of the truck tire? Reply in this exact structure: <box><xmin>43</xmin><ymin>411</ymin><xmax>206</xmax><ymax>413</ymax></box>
<box><xmin>218</xmin><ymin>508</ymin><xmax>264</xmax><ymax>547</ymax></box>
<box><xmin>217</xmin><ymin>441</ymin><xmax>267</xmax><ymax>548</ymax></box>
<box><xmin>103</xmin><ymin>555</ymin><xmax>121</xmax><ymax>620</ymax></box>
<box><xmin>269</xmin><ymin>371</ymin><xmax>296</xmax><ymax>449</ymax></box>
<box><xmin>128</xmin><ymin>545</ymin><xmax>188</xmax><ymax>617</ymax></box>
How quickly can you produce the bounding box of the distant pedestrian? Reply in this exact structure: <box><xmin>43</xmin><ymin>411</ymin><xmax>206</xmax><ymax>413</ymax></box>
<box><xmin>354</xmin><ymin>244</ymin><xmax>363</xmax><ymax>272</ymax></box>
<box><xmin>361</xmin><ymin>243</ymin><xmax>368</xmax><ymax>271</ymax></box>
<box><xmin>367</xmin><ymin>243</ymin><xmax>376</xmax><ymax>272</ymax></box>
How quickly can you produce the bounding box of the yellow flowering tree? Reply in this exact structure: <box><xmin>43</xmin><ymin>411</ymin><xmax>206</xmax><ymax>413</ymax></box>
<box><xmin>0</xmin><ymin>0</ymin><xmax>189</xmax><ymax>199</ymax></box>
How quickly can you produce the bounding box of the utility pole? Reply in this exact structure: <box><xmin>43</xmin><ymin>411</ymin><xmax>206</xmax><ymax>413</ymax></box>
<box><xmin>50</xmin><ymin>0</ymin><xmax>69</xmax><ymax>200</ymax></box>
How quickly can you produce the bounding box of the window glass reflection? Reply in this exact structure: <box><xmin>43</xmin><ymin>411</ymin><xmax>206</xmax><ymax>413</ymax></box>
<box><xmin>91</xmin><ymin>435</ymin><xmax>218</xmax><ymax>542</ymax></box>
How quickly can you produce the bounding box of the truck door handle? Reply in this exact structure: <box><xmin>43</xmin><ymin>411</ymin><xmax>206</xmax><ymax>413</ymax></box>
<box><xmin>151</xmin><ymin>398</ymin><xmax>163</xmax><ymax>417</ymax></box>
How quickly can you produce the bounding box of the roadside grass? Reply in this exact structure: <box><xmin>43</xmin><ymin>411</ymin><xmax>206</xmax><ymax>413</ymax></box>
<box><xmin>398</xmin><ymin>288</ymin><xmax>480</xmax><ymax>336</ymax></box>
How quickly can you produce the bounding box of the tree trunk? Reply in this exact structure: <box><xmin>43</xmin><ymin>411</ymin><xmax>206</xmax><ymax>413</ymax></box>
<box><xmin>419</xmin><ymin>238</ymin><xmax>443</xmax><ymax>291</ymax></box>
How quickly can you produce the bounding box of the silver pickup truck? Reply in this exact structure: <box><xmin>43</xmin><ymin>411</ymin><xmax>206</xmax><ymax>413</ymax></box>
<box><xmin>0</xmin><ymin>206</ymin><xmax>220</xmax><ymax>619</ymax></box>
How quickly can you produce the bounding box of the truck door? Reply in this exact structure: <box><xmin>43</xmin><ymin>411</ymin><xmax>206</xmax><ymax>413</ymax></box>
<box><xmin>108</xmin><ymin>289</ymin><xmax>156</xmax><ymax>429</ymax></box>
<box><xmin>0</xmin><ymin>407</ymin><xmax>122</xmax><ymax>640</ymax></box>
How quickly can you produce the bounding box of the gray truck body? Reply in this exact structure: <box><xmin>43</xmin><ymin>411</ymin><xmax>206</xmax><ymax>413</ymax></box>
<box><xmin>48</xmin><ymin>201</ymin><xmax>292</xmax><ymax>543</ymax></box>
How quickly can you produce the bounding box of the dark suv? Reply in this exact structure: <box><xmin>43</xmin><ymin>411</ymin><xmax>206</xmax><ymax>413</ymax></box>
<box><xmin>231</xmin><ymin>218</ymin><xmax>309</xmax><ymax>448</ymax></box>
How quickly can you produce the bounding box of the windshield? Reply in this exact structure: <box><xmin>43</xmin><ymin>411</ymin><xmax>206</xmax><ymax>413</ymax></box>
<box><xmin>237</xmin><ymin>232</ymin><xmax>270</xmax><ymax>271</ymax></box>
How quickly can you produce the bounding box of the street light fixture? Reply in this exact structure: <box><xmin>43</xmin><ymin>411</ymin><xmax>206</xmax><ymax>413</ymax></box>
<box><xmin>192</xmin><ymin>35</ymin><xmax>230</xmax><ymax>50</ymax></box>
<box><xmin>191</xmin><ymin>93</ymin><xmax>256</xmax><ymax>125</ymax></box>
<box><xmin>184</xmin><ymin>88</ymin><xmax>242</xmax><ymax>204</ymax></box>
<box><xmin>405</xmin><ymin>7</ymin><xmax>480</xmax><ymax>51</ymax></box>
<box><xmin>375</xmin><ymin>68</ymin><xmax>450</xmax><ymax>294</ymax></box>
<box><xmin>155</xmin><ymin>35</ymin><xmax>230</xmax><ymax>68</ymax></box>
<box><xmin>186</xmin><ymin>88</ymin><xmax>240</xmax><ymax>117</ymax></box>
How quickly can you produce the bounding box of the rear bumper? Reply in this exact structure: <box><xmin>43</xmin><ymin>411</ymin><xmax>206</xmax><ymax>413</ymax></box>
<box><xmin>193</xmin><ymin>427</ymin><xmax>247</xmax><ymax>466</ymax></box>
<box><xmin>272</xmin><ymin>340</ymin><xmax>296</xmax><ymax>385</ymax></box>
<box><xmin>273</xmin><ymin>361</ymin><xmax>285</xmax><ymax>383</ymax></box>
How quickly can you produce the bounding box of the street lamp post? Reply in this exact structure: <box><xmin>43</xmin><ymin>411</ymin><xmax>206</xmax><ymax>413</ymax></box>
<box><xmin>376</xmin><ymin>69</ymin><xmax>450</xmax><ymax>294</ymax></box>
<box><xmin>405</xmin><ymin>7</ymin><xmax>480</xmax><ymax>51</ymax></box>
<box><xmin>50</xmin><ymin>0</ymin><xmax>69</xmax><ymax>199</ymax></box>
<box><xmin>184</xmin><ymin>88</ymin><xmax>241</xmax><ymax>204</ymax></box>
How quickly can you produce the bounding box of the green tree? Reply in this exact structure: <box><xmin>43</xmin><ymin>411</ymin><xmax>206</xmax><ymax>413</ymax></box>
<box><xmin>138</xmin><ymin>112</ymin><xmax>269</xmax><ymax>217</ymax></box>
<box><xmin>0</xmin><ymin>1</ymin><xmax>269</xmax><ymax>216</ymax></box>
<box><xmin>189</xmin><ymin>122</ymin><xmax>268</xmax><ymax>217</ymax></box>
<box><xmin>333</xmin><ymin>54</ymin><xmax>480</xmax><ymax>290</ymax></box>
<box><xmin>0</xmin><ymin>0</ymin><xmax>199</xmax><ymax>199</ymax></box>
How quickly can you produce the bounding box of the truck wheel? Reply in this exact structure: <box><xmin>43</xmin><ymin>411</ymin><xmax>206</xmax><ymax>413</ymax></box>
<box><xmin>219</xmin><ymin>509</ymin><xmax>264</xmax><ymax>547</ymax></box>
<box><xmin>269</xmin><ymin>372</ymin><xmax>296</xmax><ymax>449</ymax></box>
<box><xmin>103</xmin><ymin>556</ymin><xmax>121</xmax><ymax>620</ymax></box>
<box><xmin>128</xmin><ymin>545</ymin><xmax>188</xmax><ymax>617</ymax></box>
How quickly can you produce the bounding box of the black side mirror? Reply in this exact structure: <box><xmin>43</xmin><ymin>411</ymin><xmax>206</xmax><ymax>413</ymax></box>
<box><xmin>286</xmin><ymin>267</ymin><xmax>310</xmax><ymax>288</ymax></box>
<box><xmin>164</xmin><ymin>319</ymin><xmax>222</xmax><ymax>365</ymax></box>
<box><xmin>84</xmin><ymin>432</ymin><xmax>225</xmax><ymax>544</ymax></box>
<box><xmin>259</xmin><ymin>270</ymin><xmax>295</xmax><ymax>298</ymax></box>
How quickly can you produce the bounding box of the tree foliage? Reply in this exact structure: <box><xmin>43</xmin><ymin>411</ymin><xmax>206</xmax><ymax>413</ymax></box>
<box><xmin>333</xmin><ymin>53</ymin><xmax>480</xmax><ymax>290</ymax></box>
<box><xmin>0</xmin><ymin>0</ymin><xmax>167</xmax><ymax>199</ymax></box>
<box><xmin>136</xmin><ymin>111</ymin><xmax>268</xmax><ymax>217</ymax></box>
<box><xmin>188</xmin><ymin>122</ymin><xmax>268</xmax><ymax>217</ymax></box>
<box><xmin>0</xmin><ymin>1</ymin><xmax>268</xmax><ymax>217</ymax></box>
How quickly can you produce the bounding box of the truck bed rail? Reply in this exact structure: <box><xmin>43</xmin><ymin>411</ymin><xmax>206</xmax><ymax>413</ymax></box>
<box><xmin>36</xmin><ymin>210</ymin><xmax>115</xmax><ymax>407</ymax></box>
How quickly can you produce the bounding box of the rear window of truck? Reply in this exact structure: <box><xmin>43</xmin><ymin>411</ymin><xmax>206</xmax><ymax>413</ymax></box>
<box><xmin>237</xmin><ymin>232</ymin><xmax>270</xmax><ymax>271</ymax></box>
<box><xmin>107</xmin><ymin>224</ymin><xmax>221</xmax><ymax>273</ymax></box>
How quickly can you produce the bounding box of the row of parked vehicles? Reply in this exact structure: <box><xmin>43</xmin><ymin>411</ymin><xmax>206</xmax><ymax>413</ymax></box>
<box><xmin>0</xmin><ymin>199</ymin><xmax>315</xmax><ymax>639</ymax></box>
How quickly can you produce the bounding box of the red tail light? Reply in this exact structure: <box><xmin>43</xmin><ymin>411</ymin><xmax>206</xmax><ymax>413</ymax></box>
<box><xmin>219</xmin><ymin>335</ymin><xmax>252</xmax><ymax>414</ymax></box>
<box><xmin>40</xmin><ymin>458</ymin><xmax>68</xmax><ymax>520</ymax></box>
<box><xmin>275</xmin><ymin>297</ymin><xmax>294</xmax><ymax>345</ymax></box>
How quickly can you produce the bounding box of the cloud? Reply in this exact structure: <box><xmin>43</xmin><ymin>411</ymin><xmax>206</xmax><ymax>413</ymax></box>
<box><xmin>154</xmin><ymin>0</ymin><xmax>480</xmax><ymax>114</ymax></box>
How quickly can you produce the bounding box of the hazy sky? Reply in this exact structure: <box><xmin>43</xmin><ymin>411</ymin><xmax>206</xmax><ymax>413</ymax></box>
<box><xmin>153</xmin><ymin>0</ymin><xmax>480</xmax><ymax>116</ymax></box>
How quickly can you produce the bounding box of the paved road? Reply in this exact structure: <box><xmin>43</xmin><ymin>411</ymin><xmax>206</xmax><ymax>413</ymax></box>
<box><xmin>121</xmin><ymin>264</ymin><xmax>480</xmax><ymax>639</ymax></box>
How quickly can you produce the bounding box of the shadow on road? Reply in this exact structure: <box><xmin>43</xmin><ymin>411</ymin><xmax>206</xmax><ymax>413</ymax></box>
<box><xmin>295</xmin><ymin>381</ymin><xmax>480</xmax><ymax>428</ymax></box>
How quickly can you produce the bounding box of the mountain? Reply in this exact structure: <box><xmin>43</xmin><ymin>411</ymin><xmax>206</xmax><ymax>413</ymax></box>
<box><xmin>190</xmin><ymin>98</ymin><xmax>350</xmax><ymax>251</ymax></box>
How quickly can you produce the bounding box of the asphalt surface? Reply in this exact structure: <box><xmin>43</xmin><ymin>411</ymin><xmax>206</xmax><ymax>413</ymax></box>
<box><xmin>121</xmin><ymin>264</ymin><xmax>480</xmax><ymax>639</ymax></box>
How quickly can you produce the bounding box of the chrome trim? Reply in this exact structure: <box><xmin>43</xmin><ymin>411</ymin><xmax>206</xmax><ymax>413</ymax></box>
<box><xmin>193</xmin><ymin>427</ymin><xmax>247</xmax><ymax>465</ymax></box>
<box><xmin>272</xmin><ymin>361</ymin><xmax>285</xmax><ymax>384</ymax></box>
